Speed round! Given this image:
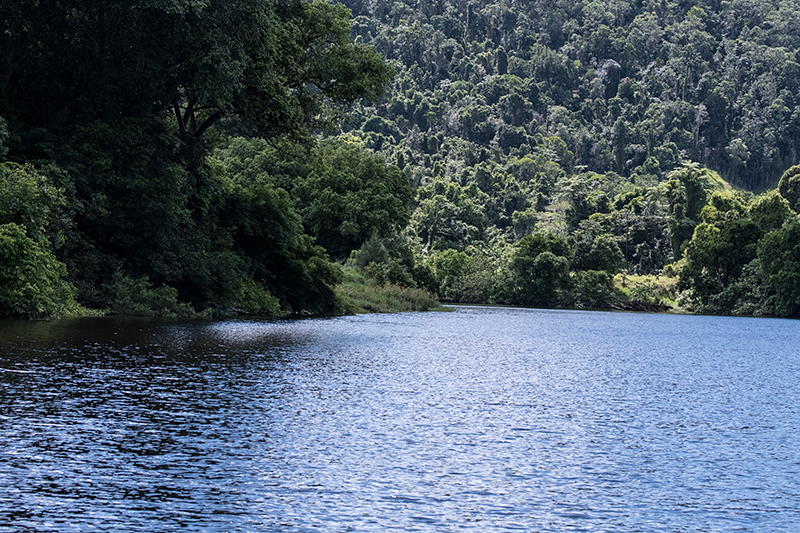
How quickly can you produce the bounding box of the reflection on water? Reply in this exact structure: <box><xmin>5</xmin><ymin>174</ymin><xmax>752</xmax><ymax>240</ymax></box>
<box><xmin>1</xmin><ymin>308</ymin><xmax>800</xmax><ymax>532</ymax></box>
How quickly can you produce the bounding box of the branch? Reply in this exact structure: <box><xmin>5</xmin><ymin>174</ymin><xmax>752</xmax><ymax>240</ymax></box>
<box><xmin>173</xmin><ymin>103</ymin><xmax>186</xmax><ymax>136</ymax></box>
<box><xmin>193</xmin><ymin>109</ymin><xmax>225</xmax><ymax>138</ymax></box>
<box><xmin>185</xmin><ymin>98</ymin><xmax>196</xmax><ymax>132</ymax></box>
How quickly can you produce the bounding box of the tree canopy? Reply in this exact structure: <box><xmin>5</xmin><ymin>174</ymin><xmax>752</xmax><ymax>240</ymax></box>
<box><xmin>1</xmin><ymin>0</ymin><xmax>392</xmax><ymax>142</ymax></box>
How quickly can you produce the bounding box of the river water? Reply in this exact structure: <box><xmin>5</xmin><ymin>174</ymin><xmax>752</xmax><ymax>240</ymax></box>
<box><xmin>1</xmin><ymin>306</ymin><xmax>799</xmax><ymax>532</ymax></box>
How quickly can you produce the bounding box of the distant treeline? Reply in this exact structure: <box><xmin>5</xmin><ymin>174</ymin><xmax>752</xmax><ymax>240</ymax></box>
<box><xmin>341</xmin><ymin>0</ymin><xmax>800</xmax><ymax>191</ymax></box>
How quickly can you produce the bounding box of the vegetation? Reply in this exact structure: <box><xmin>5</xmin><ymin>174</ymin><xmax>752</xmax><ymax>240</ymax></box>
<box><xmin>329</xmin><ymin>0</ymin><xmax>800</xmax><ymax>318</ymax></box>
<box><xmin>3</xmin><ymin>0</ymin><xmax>800</xmax><ymax>319</ymax></box>
<box><xmin>336</xmin><ymin>268</ymin><xmax>441</xmax><ymax>313</ymax></box>
<box><xmin>1</xmin><ymin>0</ymin><xmax>395</xmax><ymax>318</ymax></box>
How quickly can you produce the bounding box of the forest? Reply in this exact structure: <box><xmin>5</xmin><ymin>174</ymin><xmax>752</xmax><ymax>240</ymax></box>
<box><xmin>3</xmin><ymin>0</ymin><xmax>800</xmax><ymax>318</ymax></box>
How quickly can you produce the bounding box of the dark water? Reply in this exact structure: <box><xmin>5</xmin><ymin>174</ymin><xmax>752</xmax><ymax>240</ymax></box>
<box><xmin>1</xmin><ymin>307</ymin><xmax>799</xmax><ymax>532</ymax></box>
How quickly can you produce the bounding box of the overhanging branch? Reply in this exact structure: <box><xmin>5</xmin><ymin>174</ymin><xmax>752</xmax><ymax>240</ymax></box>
<box><xmin>194</xmin><ymin>109</ymin><xmax>225</xmax><ymax>138</ymax></box>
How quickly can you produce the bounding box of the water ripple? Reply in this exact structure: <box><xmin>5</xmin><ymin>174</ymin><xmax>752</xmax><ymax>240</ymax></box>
<box><xmin>1</xmin><ymin>309</ymin><xmax>800</xmax><ymax>531</ymax></box>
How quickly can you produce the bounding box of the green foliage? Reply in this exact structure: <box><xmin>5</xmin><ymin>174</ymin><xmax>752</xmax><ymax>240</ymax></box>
<box><xmin>0</xmin><ymin>162</ymin><xmax>66</xmax><ymax>244</ymax></box>
<box><xmin>294</xmin><ymin>140</ymin><xmax>414</xmax><ymax>259</ymax></box>
<box><xmin>572</xmin><ymin>270</ymin><xmax>612</xmax><ymax>308</ymax></box>
<box><xmin>613</xmin><ymin>273</ymin><xmax>679</xmax><ymax>307</ymax></box>
<box><xmin>349</xmin><ymin>232</ymin><xmax>430</xmax><ymax>290</ymax></box>
<box><xmin>700</xmin><ymin>191</ymin><xmax>748</xmax><ymax>225</ymax></box>
<box><xmin>427</xmin><ymin>248</ymin><xmax>500</xmax><ymax>303</ymax></box>
<box><xmin>711</xmin><ymin>260</ymin><xmax>776</xmax><ymax>318</ymax></box>
<box><xmin>510</xmin><ymin>234</ymin><xmax>572</xmax><ymax>306</ymax></box>
<box><xmin>0</xmin><ymin>164</ymin><xmax>81</xmax><ymax>318</ymax></box>
<box><xmin>778</xmin><ymin>165</ymin><xmax>800</xmax><ymax>213</ymax></box>
<box><xmin>54</xmin><ymin>118</ymin><xmax>196</xmax><ymax>296</ymax></box>
<box><xmin>218</xmin><ymin>174</ymin><xmax>344</xmax><ymax>315</ymax></box>
<box><xmin>351</xmin><ymin>233</ymin><xmax>391</xmax><ymax>270</ymax></box>
<box><xmin>302</xmin><ymin>0</ymin><xmax>800</xmax><ymax>317</ymax></box>
<box><xmin>758</xmin><ymin>218</ymin><xmax>800</xmax><ymax>317</ymax></box>
<box><xmin>411</xmin><ymin>180</ymin><xmax>489</xmax><ymax>250</ymax></box>
<box><xmin>572</xmin><ymin>234</ymin><xmax>625</xmax><ymax>274</ymax></box>
<box><xmin>748</xmin><ymin>190</ymin><xmax>794</xmax><ymax>233</ymax></box>
<box><xmin>665</xmin><ymin>163</ymin><xmax>710</xmax><ymax>259</ymax></box>
<box><xmin>336</xmin><ymin>268</ymin><xmax>440</xmax><ymax>313</ymax></box>
<box><xmin>679</xmin><ymin>218</ymin><xmax>764</xmax><ymax>314</ymax></box>
<box><xmin>234</xmin><ymin>278</ymin><xmax>284</xmax><ymax>317</ymax></box>
<box><xmin>515</xmin><ymin>233</ymin><xmax>572</xmax><ymax>260</ymax></box>
<box><xmin>512</xmin><ymin>207</ymin><xmax>538</xmax><ymax>239</ymax></box>
<box><xmin>0</xmin><ymin>223</ymin><xmax>80</xmax><ymax>318</ymax></box>
<box><xmin>339</xmin><ymin>0</ymin><xmax>800</xmax><ymax>188</ymax></box>
<box><xmin>7</xmin><ymin>0</ymin><xmax>800</xmax><ymax>319</ymax></box>
<box><xmin>512</xmin><ymin>251</ymin><xmax>571</xmax><ymax>306</ymax></box>
<box><xmin>102</xmin><ymin>270</ymin><xmax>196</xmax><ymax>317</ymax></box>
<box><xmin>1</xmin><ymin>0</ymin><xmax>392</xmax><ymax>143</ymax></box>
<box><xmin>0</xmin><ymin>0</ymin><xmax>392</xmax><ymax>319</ymax></box>
<box><xmin>432</xmin><ymin>249</ymin><xmax>469</xmax><ymax>291</ymax></box>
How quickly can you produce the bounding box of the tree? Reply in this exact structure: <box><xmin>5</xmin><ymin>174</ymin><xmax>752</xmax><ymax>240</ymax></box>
<box><xmin>514</xmin><ymin>232</ymin><xmax>572</xmax><ymax>260</ymax></box>
<box><xmin>293</xmin><ymin>140</ymin><xmax>414</xmax><ymax>259</ymax></box>
<box><xmin>496</xmin><ymin>46</ymin><xmax>509</xmax><ymax>75</ymax></box>
<box><xmin>213</xmin><ymin>149</ymin><xmax>346</xmax><ymax>315</ymax></box>
<box><xmin>510</xmin><ymin>233</ymin><xmax>572</xmax><ymax>306</ymax></box>
<box><xmin>573</xmin><ymin>233</ymin><xmax>626</xmax><ymax>274</ymax></box>
<box><xmin>411</xmin><ymin>180</ymin><xmax>489</xmax><ymax>250</ymax></box>
<box><xmin>748</xmin><ymin>190</ymin><xmax>794</xmax><ymax>233</ymax></box>
<box><xmin>778</xmin><ymin>164</ymin><xmax>800</xmax><ymax>213</ymax></box>
<box><xmin>680</xmin><ymin>219</ymin><xmax>763</xmax><ymax>313</ymax></box>
<box><xmin>0</xmin><ymin>0</ymin><xmax>393</xmax><ymax>315</ymax></box>
<box><xmin>572</xmin><ymin>270</ymin><xmax>613</xmax><ymax>308</ymax></box>
<box><xmin>511</xmin><ymin>251</ymin><xmax>571</xmax><ymax>306</ymax></box>
<box><xmin>0</xmin><ymin>162</ymin><xmax>66</xmax><ymax>245</ymax></box>
<box><xmin>0</xmin><ymin>163</ymin><xmax>80</xmax><ymax>318</ymax></box>
<box><xmin>758</xmin><ymin>217</ymin><xmax>800</xmax><ymax>317</ymax></box>
<box><xmin>1</xmin><ymin>0</ymin><xmax>393</xmax><ymax>144</ymax></box>
<box><xmin>665</xmin><ymin>163</ymin><xmax>709</xmax><ymax>260</ymax></box>
<box><xmin>0</xmin><ymin>223</ymin><xmax>79</xmax><ymax>318</ymax></box>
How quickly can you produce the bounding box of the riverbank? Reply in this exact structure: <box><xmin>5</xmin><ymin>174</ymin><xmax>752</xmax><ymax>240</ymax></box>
<box><xmin>335</xmin><ymin>268</ymin><xmax>442</xmax><ymax>313</ymax></box>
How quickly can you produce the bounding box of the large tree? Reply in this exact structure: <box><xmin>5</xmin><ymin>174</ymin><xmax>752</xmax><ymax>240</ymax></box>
<box><xmin>1</xmin><ymin>0</ymin><xmax>392</xmax><ymax>142</ymax></box>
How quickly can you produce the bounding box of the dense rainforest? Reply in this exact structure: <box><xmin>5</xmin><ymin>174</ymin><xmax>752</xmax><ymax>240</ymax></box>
<box><xmin>3</xmin><ymin>0</ymin><xmax>800</xmax><ymax>319</ymax></box>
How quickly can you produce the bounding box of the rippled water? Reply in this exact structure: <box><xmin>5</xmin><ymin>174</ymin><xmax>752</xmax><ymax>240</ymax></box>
<box><xmin>1</xmin><ymin>307</ymin><xmax>799</xmax><ymax>532</ymax></box>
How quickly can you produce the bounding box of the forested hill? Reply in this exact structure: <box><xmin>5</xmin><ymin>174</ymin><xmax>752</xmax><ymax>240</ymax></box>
<box><xmin>339</xmin><ymin>0</ymin><xmax>800</xmax><ymax>192</ymax></box>
<box><xmin>322</xmin><ymin>0</ymin><xmax>800</xmax><ymax>318</ymax></box>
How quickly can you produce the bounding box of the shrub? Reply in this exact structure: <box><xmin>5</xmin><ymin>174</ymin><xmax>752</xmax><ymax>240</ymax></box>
<box><xmin>572</xmin><ymin>270</ymin><xmax>612</xmax><ymax>308</ymax></box>
<box><xmin>102</xmin><ymin>270</ymin><xmax>196</xmax><ymax>317</ymax></box>
<box><xmin>0</xmin><ymin>222</ymin><xmax>80</xmax><ymax>318</ymax></box>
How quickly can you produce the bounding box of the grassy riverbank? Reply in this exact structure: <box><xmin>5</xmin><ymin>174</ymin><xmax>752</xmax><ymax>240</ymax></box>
<box><xmin>335</xmin><ymin>268</ymin><xmax>442</xmax><ymax>313</ymax></box>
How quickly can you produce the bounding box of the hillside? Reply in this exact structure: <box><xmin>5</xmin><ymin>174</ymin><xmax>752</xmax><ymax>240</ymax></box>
<box><xmin>322</xmin><ymin>0</ymin><xmax>800</xmax><ymax>316</ymax></box>
<box><xmin>340</xmin><ymin>0</ymin><xmax>800</xmax><ymax>191</ymax></box>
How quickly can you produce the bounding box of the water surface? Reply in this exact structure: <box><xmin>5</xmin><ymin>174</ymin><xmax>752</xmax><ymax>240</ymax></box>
<box><xmin>1</xmin><ymin>307</ymin><xmax>799</xmax><ymax>531</ymax></box>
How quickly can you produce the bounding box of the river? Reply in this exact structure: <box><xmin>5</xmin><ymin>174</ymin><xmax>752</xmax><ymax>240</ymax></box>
<box><xmin>1</xmin><ymin>306</ymin><xmax>799</xmax><ymax>532</ymax></box>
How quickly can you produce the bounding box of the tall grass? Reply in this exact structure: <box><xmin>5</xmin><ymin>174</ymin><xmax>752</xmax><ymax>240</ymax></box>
<box><xmin>336</xmin><ymin>268</ymin><xmax>441</xmax><ymax>313</ymax></box>
<box><xmin>612</xmin><ymin>273</ymin><xmax>680</xmax><ymax>308</ymax></box>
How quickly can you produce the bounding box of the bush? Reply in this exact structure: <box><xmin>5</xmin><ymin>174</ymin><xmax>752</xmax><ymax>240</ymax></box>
<box><xmin>336</xmin><ymin>268</ymin><xmax>440</xmax><ymax>313</ymax></box>
<box><xmin>349</xmin><ymin>233</ymin><xmax>417</xmax><ymax>287</ymax></box>
<box><xmin>572</xmin><ymin>270</ymin><xmax>612</xmax><ymax>308</ymax></box>
<box><xmin>102</xmin><ymin>270</ymin><xmax>196</xmax><ymax>317</ymax></box>
<box><xmin>233</xmin><ymin>278</ymin><xmax>285</xmax><ymax>317</ymax></box>
<box><xmin>0</xmin><ymin>222</ymin><xmax>81</xmax><ymax>318</ymax></box>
